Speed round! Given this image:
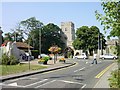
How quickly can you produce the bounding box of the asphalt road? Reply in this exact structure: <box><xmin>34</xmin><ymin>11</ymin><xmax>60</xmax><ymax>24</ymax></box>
<box><xmin>1</xmin><ymin>59</ymin><xmax>114</xmax><ymax>89</ymax></box>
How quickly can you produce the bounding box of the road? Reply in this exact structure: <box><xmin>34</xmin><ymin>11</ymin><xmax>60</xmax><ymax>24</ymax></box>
<box><xmin>1</xmin><ymin>59</ymin><xmax>114</xmax><ymax>89</ymax></box>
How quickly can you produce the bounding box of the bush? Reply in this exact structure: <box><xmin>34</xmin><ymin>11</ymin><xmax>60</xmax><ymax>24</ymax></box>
<box><xmin>9</xmin><ymin>55</ymin><xmax>19</xmax><ymax>65</ymax></box>
<box><xmin>108</xmin><ymin>69</ymin><xmax>120</xmax><ymax>88</ymax></box>
<box><xmin>38</xmin><ymin>56</ymin><xmax>49</xmax><ymax>64</ymax></box>
<box><xmin>1</xmin><ymin>54</ymin><xmax>10</xmax><ymax>65</ymax></box>
<box><xmin>43</xmin><ymin>57</ymin><xmax>50</xmax><ymax>61</ymax></box>
<box><xmin>1</xmin><ymin>54</ymin><xmax>19</xmax><ymax>65</ymax></box>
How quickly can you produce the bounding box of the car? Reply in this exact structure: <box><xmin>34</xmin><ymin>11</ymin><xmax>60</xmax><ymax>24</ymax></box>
<box><xmin>100</xmin><ymin>54</ymin><xmax>118</xmax><ymax>60</ymax></box>
<box><xmin>38</xmin><ymin>54</ymin><xmax>52</xmax><ymax>60</ymax></box>
<box><xmin>73</xmin><ymin>53</ymin><xmax>88</xmax><ymax>59</ymax></box>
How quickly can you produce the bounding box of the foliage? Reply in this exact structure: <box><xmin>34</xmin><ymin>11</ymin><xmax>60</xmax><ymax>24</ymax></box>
<box><xmin>108</xmin><ymin>69</ymin><xmax>120</xmax><ymax>88</ymax></box>
<box><xmin>4</xmin><ymin>33</ymin><xmax>14</xmax><ymax>41</ymax></box>
<box><xmin>0</xmin><ymin>54</ymin><xmax>19</xmax><ymax>65</ymax></box>
<box><xmin>4</xmin><ymin>23</ymin><xmax>24</xmax><ymax>42</ymax></box>
<box><xmin>0</xmin><ymin>54</ymin><xmax>9</xmax><ymax>65</ymax></box>
<box><xmin>38</xmin><ymin>56</ymin><xmax>49</xmax><ymax>64</ymax></box>
<box><xmin>95</xmin><ymin>0</ymin><xmax>120</xmax><ymax>57</ymax></box>
<box><xmin>95</xmin><ymin>1</ymin><xmax>120</xmax><ymax>38</ymax></box>
<box><xmin>72</xmin><ymin>26</ymin><xmax>106</xmax><ymax>55</ymax></box>
<box><xmin>20</xmin><ymin>17</ymin><xmax>43</xmax><ymax>50</ymax></box>
<box><xmin>42</xmin><ymin>23</ymin><xmax>65</xmax><ymax>53</ymax></box>
<box><xmin>20</xmin><ymin>17</ymin><xmax>65</xmax><ymax>54</ymax></box>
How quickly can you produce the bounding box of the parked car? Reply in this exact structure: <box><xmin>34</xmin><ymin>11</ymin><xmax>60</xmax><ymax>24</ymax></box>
<box><xmin>38</xmin><ymin>54</ymin><xmax>52</xmax><ymax>60</ymax></box>
<box><xmin>73</xmin><ymin>53</ymin><xmax>88</xmax><ymax>59</ymax></box>
<box><xmin>100</xmin><ymin>54</ymin><xmax>118</xmax><ymax>60</ymax></box>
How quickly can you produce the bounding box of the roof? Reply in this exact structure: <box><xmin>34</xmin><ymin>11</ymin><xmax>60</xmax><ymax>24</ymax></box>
<box><xmin>3</xmin><ymin>41</ymin><xmax>33</xmax><ymax>49</ymax></box>
<box><xmin>106</xmin><ymin>39</ymin><xmax>118</xmax><ymax>45</ymax></box>
<box><xmin>16</xmin><ymin>42</ymin><xmax>33</xmax><ymax>49</ymax></box>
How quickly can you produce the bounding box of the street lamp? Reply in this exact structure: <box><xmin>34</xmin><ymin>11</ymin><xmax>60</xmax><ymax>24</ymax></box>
<box><xmin>98</xmin><ymin>32</ymin><xmax>100</xmax><ymax>58</ymax></box>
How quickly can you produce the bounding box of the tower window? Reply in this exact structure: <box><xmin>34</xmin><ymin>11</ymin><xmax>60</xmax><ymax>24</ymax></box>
<box><xmin>65</xmin><ymin>28</ymin><xmax>67</xmax><ymax>31</ymax></box>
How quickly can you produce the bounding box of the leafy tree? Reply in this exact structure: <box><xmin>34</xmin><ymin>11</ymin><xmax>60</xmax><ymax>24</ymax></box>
<box><xmin>95</xmin><ymin>1</ymin><xmax>120</xmax><ymax>88</ymax></box>
<box><xmin>4</xmin><ymin>32</ymin><xmax>13</xmax><ymax>41</ymax></box>
<box><xmin>41</xmin><ymin>23</ymin><xmax>65</xmax><ymax>53</ymax></box>
<box><xmin>95</xmin><ymin>1</ymin><xmax>120</xmax><ymax>56</ymax></box>
<box><xmin>20</xmin><ymin>17</ymin><xmax>43</xmax><ymax>51</ymax></box>
<box><xmin>73</xmin><ymin>26</ymin><xmax>106</xmax><ymax>55</ymax></box>
<box><xmin>20</xmin><ymin>17</ymin><xmax>65</xmax><ymax>54</ymax></box>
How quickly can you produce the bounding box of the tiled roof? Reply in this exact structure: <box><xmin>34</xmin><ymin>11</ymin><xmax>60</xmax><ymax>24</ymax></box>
<box><xmin>16</xmin><ymin>42</ymin><xmax>33</xmax><ymax>49</ymax></box>
<box><xmin>106</xmin><ymin>39</ymin><xmax>118</xmax><ymax>45</ymax></box>
<box><xmin>3</xmin><ymin>40</ymin><xmax>33</xmax><ymax>49</ymax></box>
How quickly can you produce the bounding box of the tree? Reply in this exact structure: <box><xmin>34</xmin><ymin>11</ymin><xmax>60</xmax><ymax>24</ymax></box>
<box><xmin>4</xmin><ymin>32</ymin><xmax>13</xmax><ymax>41</ymax></box>
<box><xmin>95</xmin><ymin>1</ymin><xmax>120</xmax><ymax>88</ymax></box>
<box><xmin>20</xmin><ymin>17</ymin><xmax>43</xmax><ymax>50</ymax></box>
<box><xmin>72</xmin><ymin>26</ymin><xmax>106</xmax><ymax>55</ymax></box>
<box><xmin>95</xmin><ymin>1</ymin><xmax>120</xmax><ymax>38</ymax></box>
<box><xmin>41</xmin><ymin>23</ymin><xmax>65</xmax><ymax>54</ymax></box>
<box><xmin>20</xmin><ymin>17</ymin><xmax>65</xmax><ymax>54</ymax></box>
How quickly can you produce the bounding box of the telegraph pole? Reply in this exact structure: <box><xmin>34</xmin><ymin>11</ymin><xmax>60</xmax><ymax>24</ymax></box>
<box><xmin>98</xmin><ymin>32</ymin><xmax>100</xmax><ymax>58</ymax></box>
<box><xmin>39</xmin><ymin>28</ymin><xmax>41</xmax><ymax>56</ymax></box>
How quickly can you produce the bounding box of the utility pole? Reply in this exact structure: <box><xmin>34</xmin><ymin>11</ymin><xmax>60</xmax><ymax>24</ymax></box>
<box><xmin>101</xmin><ymin>36</ymin><xmax>103</xmax><ymax>55</ymax></box>
<box><xmin>39</xmin><ymin>28</ymin><xmax>41</xmax><ymax>56</ymax></box>
<box><xmin>98</xmin><ymin>32</ymin><xmax>100</xmax><ymax>59</ymax></box>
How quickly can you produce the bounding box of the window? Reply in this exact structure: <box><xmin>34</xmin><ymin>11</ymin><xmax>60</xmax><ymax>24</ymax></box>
<box><xmin>65</xmin><ymin>28</ymin><xmax>67</xmax><ymax>31</ymax></box>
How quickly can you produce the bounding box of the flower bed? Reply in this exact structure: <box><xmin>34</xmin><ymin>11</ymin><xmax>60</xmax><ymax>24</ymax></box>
<box><xmin>38</xmin><ymin>56</ymin><xmax>49</xmax><ymax>64</ymax></box>
<box><xmin>59</xmin><ymin>58</ymin><xmax>66</xmax><ymax>63</ymax></box>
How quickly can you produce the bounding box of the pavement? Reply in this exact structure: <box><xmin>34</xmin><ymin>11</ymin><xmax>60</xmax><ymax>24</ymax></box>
<box><xmin>94</xmin><ymin>61</ymin><xmax>118</xmax><ymax>88</ymax></box>
<box><xmin>0</xmin><ymin>58</ymin><xmax>119</xmax><ymax>88</ymax></box>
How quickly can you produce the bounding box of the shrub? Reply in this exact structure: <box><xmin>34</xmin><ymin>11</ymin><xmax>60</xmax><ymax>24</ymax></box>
<box><xmin>1</xmin><ymin>54</ymin><xmax>19</xmax><ymax>65</ymax></box>
<box><xmin>108</xmin><ymin>69</ymin><xmax>120</xmax><ymax>88</ymax></box>
<box><xmin>1</xmin><ymin>54</ymin><xmax>10</xmax><ymax>65</ymax></box>
<box><xmin>9</xmin><ymin>55</ymin><xmax>19</xmax><ymax>65</ymax></box>
<box><xmin>43</xmin><ymin>57</ymin><xmax>49</xmax><ymax>61</ymax></box>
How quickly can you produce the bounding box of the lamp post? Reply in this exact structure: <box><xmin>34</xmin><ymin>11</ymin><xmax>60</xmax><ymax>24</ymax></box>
<box><xmin>24</xmin><ymin>32</ymin><xmax>31</xmax><ymax>70</ymax></box>
<box><xmin>39</xmin><ymin>27</ymin><xmax>41</xmax><ymax>57</ymax></box>
<box><xmin>98</xmin><ymin>32</ymin><xmax>100</xmax><ymax>59</ymax></box>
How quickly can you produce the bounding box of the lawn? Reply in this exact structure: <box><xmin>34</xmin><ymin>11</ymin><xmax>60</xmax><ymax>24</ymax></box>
<box><xmin>0</xmin><ymin>64</ymin><xmax>47</xmax><ymax>76</ymax></box>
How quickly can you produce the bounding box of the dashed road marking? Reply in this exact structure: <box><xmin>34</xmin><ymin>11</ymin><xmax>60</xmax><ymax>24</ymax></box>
<box><xmin>35</xmin><ymin>80</ymin><xmax>56</xmax><ymax>88</ymax></box>
<box><xmin>24</xmin><ymin>79</ymin><xmax>48</xmax><ymax>87</ymax></box>
<box><xmin>74</xmin><ymin>67</ymin><xmax>85</xmax><ymax>72</ymax></box>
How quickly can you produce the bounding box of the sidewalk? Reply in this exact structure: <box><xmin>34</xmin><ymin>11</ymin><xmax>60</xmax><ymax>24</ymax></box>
<box><xmin>0</xmin><ymin>59</ymin><xmax>76</xmax><ymax>82</ymax></box>
<box><xmin>94</xmin><ymin>62</ymin><xmax>118</xmax><ymax>88</ymax></box>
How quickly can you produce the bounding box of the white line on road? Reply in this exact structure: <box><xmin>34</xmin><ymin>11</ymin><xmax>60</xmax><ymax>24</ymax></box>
<box><xmin>59</xmin><ymin>80</ymin><xmax>84</xmax><ymax>85</ymax></box>
<box><xmin>35</xmin><ymin>80</ymin><xmax>56</xmax><ymax>88</ymax></box>
<box><xmin>74</xmin><ymin>67</ymin><xmax>86</xmax><ymax>72</ymax></box>
<box><xmin>81</xmin><ymin>84</ymin><xmax>86</xmax><ymax>88</ymax></box>
<box><xmin>24</xmin><ymin>79</ymin><xmax>48</xmax><ymax>87</ymax></box>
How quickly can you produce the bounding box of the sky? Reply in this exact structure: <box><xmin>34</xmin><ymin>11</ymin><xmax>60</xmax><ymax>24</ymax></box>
<box><xmin>1</xmin><ymin>1</ymin><xmax>112</xmax><ymax>39</ymax></box>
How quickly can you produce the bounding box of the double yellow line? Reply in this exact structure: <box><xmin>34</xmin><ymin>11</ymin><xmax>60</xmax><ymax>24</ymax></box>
<box><xmin>95</xmin><ymin>63</ymin><xmax>115</xmax><ymax>79</ymax></box>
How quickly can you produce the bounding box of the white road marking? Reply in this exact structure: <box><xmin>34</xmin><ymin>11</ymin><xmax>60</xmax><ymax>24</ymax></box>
<box><xmin>24</xmin><ymin>79</ymin><xmax>48</xmax><ymax>87</ymax></box>
<box><xmin>35</xmin><ymin>80</ymin><xmax>56</xmax><ymax>88</ymax></box>
<box><xmin>74</xmin><ymin>67</ymin><xmax>85</xmax><ymax>72</ymax></box>
<box><xmin>59</xmin><ymin>80</ymin><xmax>84</xmax><ymax>85</ymax></box>
<box><xmin>8</xmin><ymin>82</ymin><xmax>18</xmax><ymax>86</ymax></box>
<box><xmin>90</xmin><ymin>64</ymin><xmax>93</xmax><ymax>66</ymax></box>
<box><xmin>8</xmin><ymin>82</ymin><xmax>25</xmax><ymax>87</ymax></box>
<box><xmin>81</xmin><ymin>84</ymin><xmax>86</xmax><ymax>88</ymax></box>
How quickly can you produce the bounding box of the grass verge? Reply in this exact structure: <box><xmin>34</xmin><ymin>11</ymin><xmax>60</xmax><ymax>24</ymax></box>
<box><xmin>0</xmin><ymin>64</ymin><xmax>47</xmax><ymax>76</ymax></box>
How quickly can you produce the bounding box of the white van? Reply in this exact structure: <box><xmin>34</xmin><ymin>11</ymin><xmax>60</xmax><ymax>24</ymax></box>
<box><xmin>73</xmin><ymin>53</ymin><xmax>88</xmax><ymax>59</ymax></box>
